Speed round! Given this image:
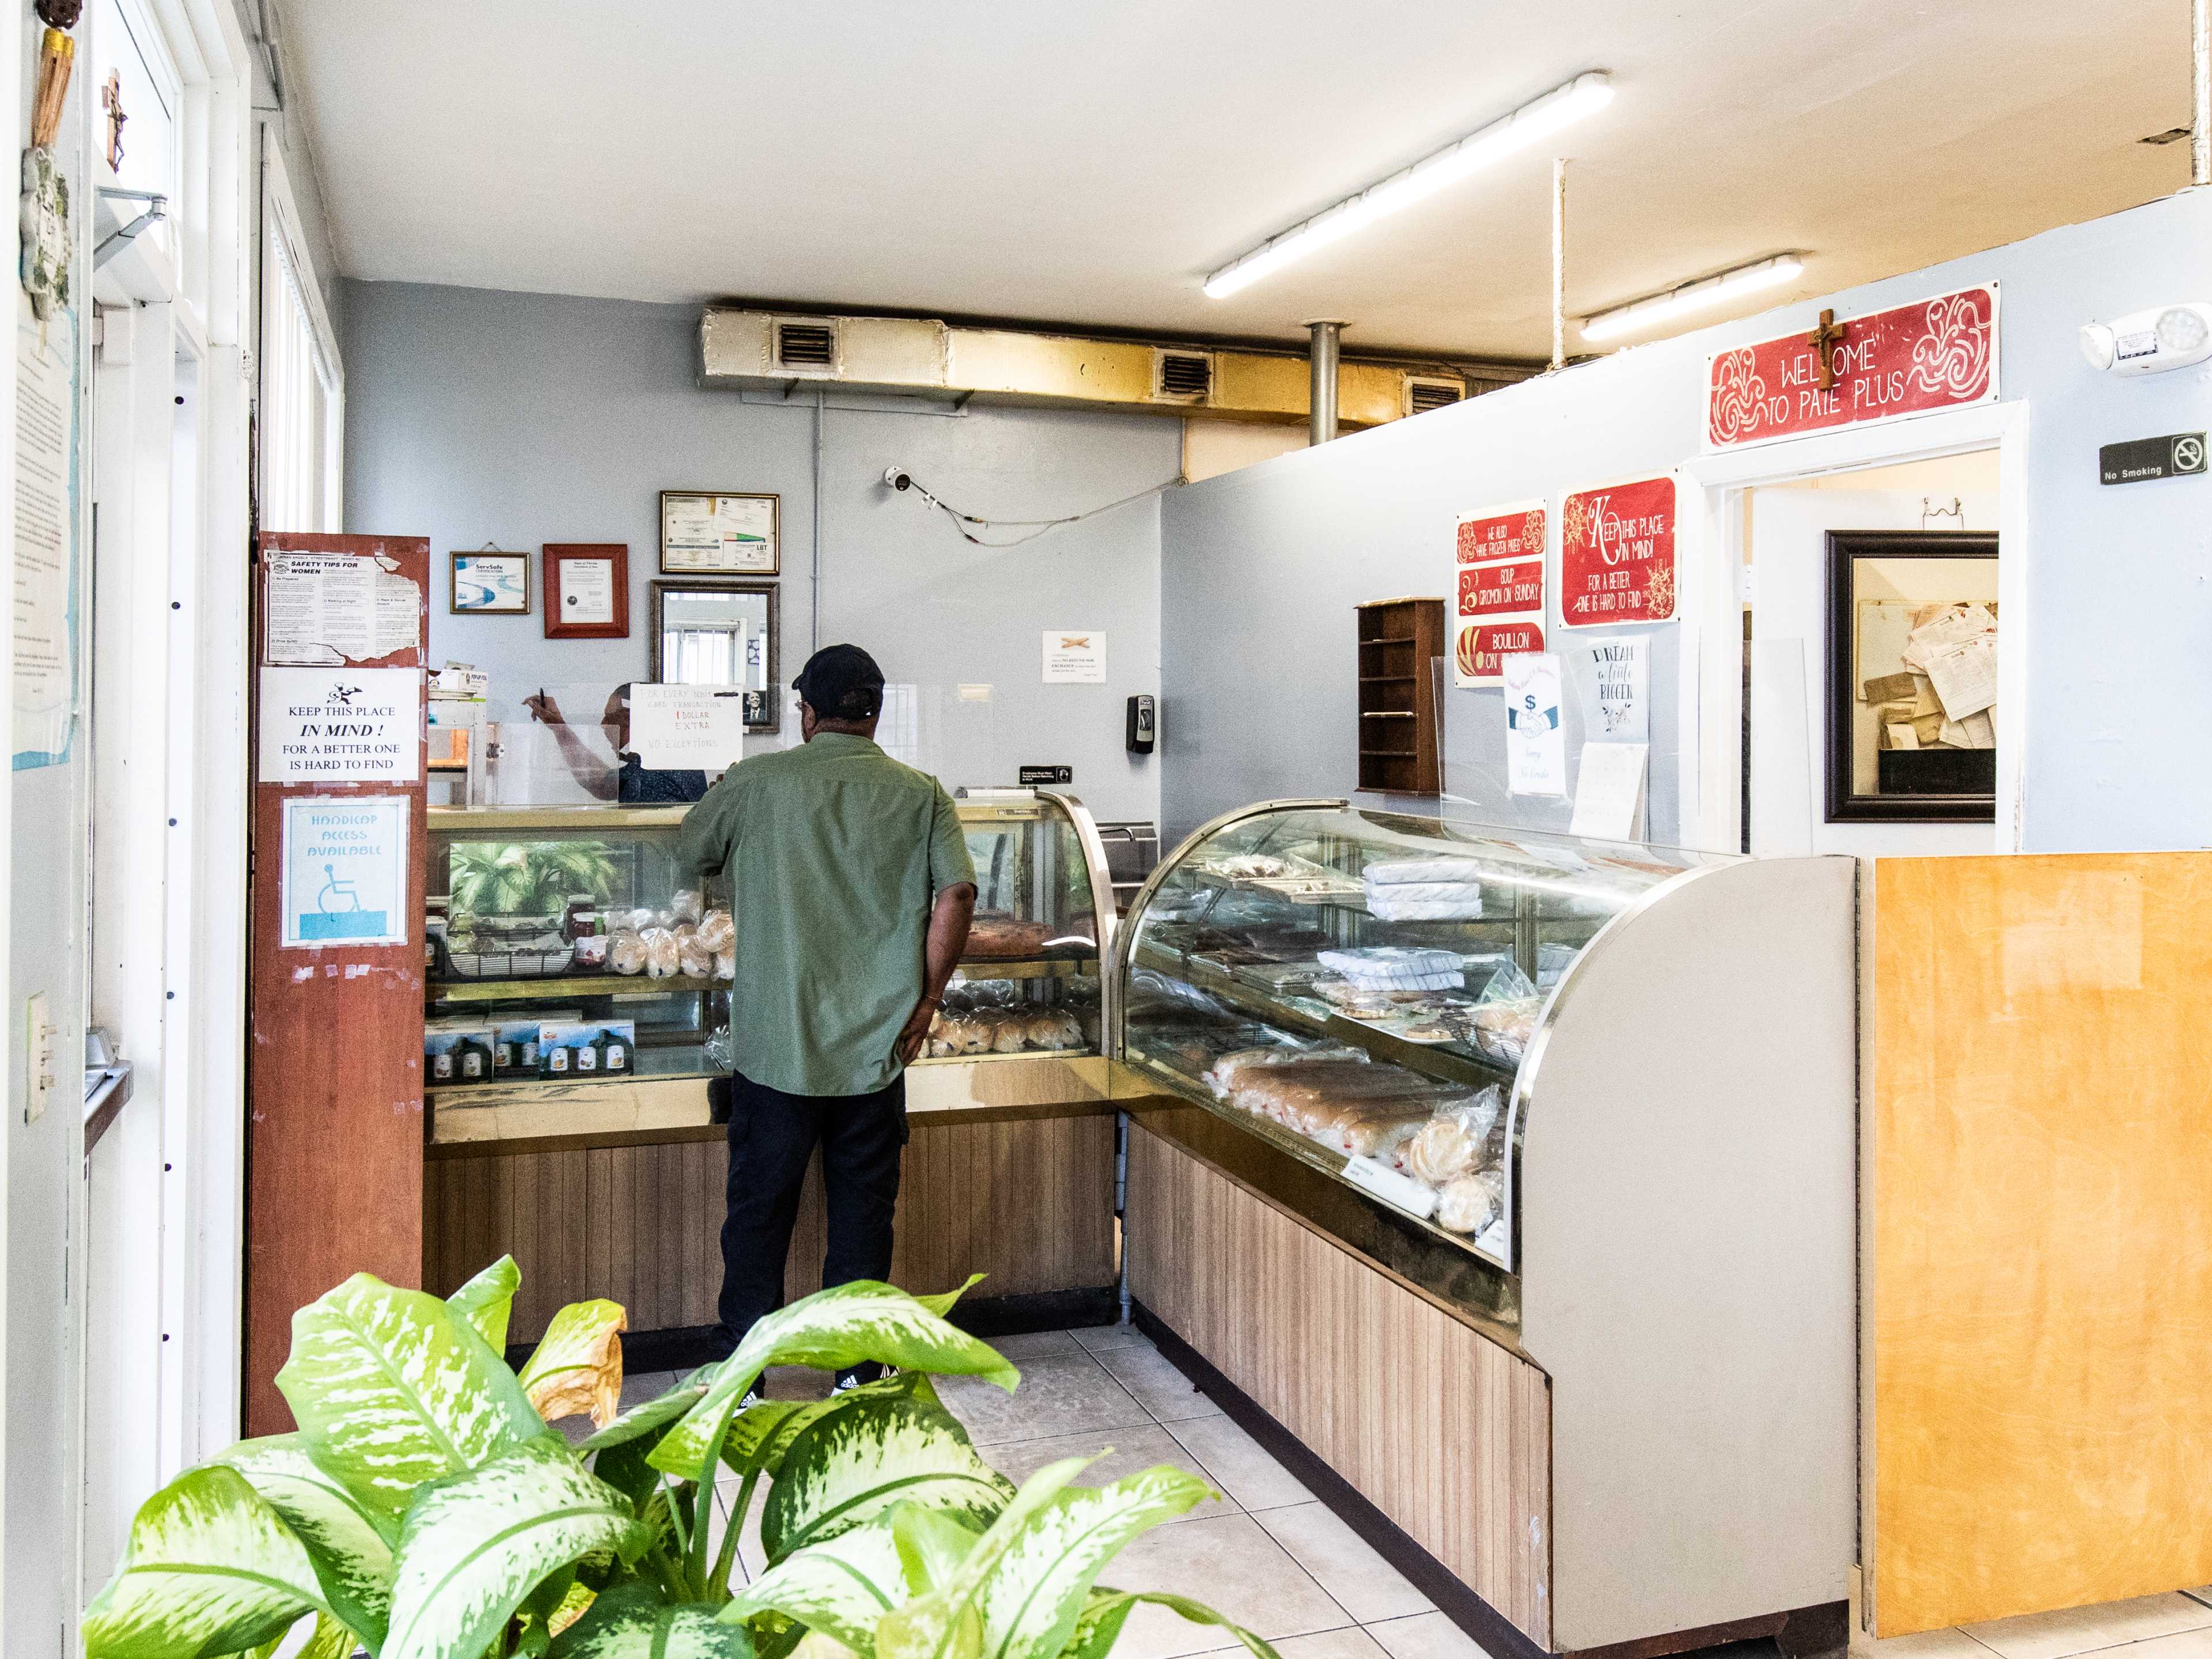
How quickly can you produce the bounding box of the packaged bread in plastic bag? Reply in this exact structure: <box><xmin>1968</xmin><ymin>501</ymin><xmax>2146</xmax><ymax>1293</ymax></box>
<box><xmin>714</xmin><ymin>948</ymin><xmax>734</xmax><ymax>981</ymax></box>
<box><xmin>1471</xmin><ymin>959</ymin><xmax>1543</xmax><ymax>1065</ymax></box>
<box><xmin>671</xmin><ymin>888</ymin><xmax>704</xmax><ymax>925</ymax></box>
<box><xmin>608</xmin><ymin>930</ymin><xmax>650</xmax><ymax>976</ymax></box>
<box><xmin>1406</xmin><ymin>1086</ymin><xmax>1505</xmax><ymax>1187</ymax></box>
<box><xmin>695</xmin><ymin>909</ymin><xmax>735</xmax><ymax>954</ymax></box>
<box><xmin>678</xmin><ymin>934</ymin><xmax>715</xmax><ymax>979</ymax></box>
<box><xmin>1436</xmin><ymin>1168</ymin><xmax>1506</xmax><ymax>1234</ymax></box>
<box><xmin>639</xmin><ymin>926</ymin><xmax>681</xmax><ymax>979</ymax></box>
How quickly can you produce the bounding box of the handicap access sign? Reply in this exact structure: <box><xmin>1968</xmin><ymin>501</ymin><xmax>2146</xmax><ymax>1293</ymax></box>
<box><xmin>281</xmin><ymin>795</ymin><xmax>410</xmax><ymax>949</ymax></box>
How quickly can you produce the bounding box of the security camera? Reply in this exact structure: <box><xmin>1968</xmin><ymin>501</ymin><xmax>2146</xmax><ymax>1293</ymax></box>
<box><xmin>882</xmin><ymin>465</ymin><xmax>914</xmax><ymax>492</ymax></box>
<box><xmin>2080</xmin><ymin>303</ymin><xmax>2212</xmax><ymax>375</ymax></box>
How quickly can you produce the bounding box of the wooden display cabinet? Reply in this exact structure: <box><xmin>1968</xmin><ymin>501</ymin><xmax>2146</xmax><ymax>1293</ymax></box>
<box><xmin>1357</xmin><ymin>596</ymin><xmax>1444</xmax><ymax>796</ymax></box>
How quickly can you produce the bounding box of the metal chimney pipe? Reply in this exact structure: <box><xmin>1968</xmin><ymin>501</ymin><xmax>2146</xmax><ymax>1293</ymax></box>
<box><xmin>2195</xmin><ymin>0</ymin><xmax>2210</xmax><ymax>187</ymax></box>
<box><xmin>1306</xmin><ymin>320</ymin><xmax>1344</xmax><ymax>445</ymax></box>
<box><xmin>1551</xmin><ymin>157</ymin><xmax>1568</xmax><ymax>371</ymax></box>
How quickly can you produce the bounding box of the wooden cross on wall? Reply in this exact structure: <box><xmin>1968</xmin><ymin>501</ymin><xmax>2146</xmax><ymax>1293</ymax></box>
<box><xmin>101</xmin><ymin>69</ymin><xmax>127</xmax><ymax>172</ymax></box>
<box><xmin>1808</xmin><ymin>308</ymin><xmax>1846</xmax><ymax>391</ymax></box>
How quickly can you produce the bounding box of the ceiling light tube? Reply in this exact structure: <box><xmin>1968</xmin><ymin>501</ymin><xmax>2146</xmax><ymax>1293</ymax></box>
<box><xmin>1580</xmin><ymin>253</ymin><xmax>1806</xmax><ymax>343</ymax></box>
<box><xmin>1203</xmin><ymin>70</ymin><xmax>1615</xmax><ymax>300</ymax></box>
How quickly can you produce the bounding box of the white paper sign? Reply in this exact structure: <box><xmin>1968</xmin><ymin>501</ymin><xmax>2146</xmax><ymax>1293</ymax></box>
<box><xmin>1572</xmin><ymin>636</ymin><xmax>1648</xmax><ymax>744</ymax></box>
<box><xmin>1043</xmin><ymin>630</ymin><xmax>1107</xmax><ymax>684</ymax></box>
<box><xmin>14</xmin><ymin>293</ymin><xmax>74</xmax><ymax>764</ymax></box>
<box><xmin>1570</xmin><ymin>741</ymin><xmax>1649</xmax><ymax>840</ymax></box>
<box><xmin>629</xmin><ymin>683</ymin><xmax>748</xmax><ymax>772</ymax></box>
<box><xmin>559</xmin><ymin>558</ymin><xmax>618</xmax><ymax>626</ymax></box>
<box><xmin>259</xmin><ymin>667</ymin><xmax>421</xmax><ymax>783</ymax></box>
<box><xmin>1502</xmin><ymin>653</ymin><xmax>1566</xmax><ymax>796</ymax></box>
<box><xmin>281</xmin><ymin>795</ymin><xmax>410</xmax><ymax>948</ymax></box>
<box><xmin>265</xmin><ymin>554</ymin><xmax>421</xmax><ymax>665</ymax></box>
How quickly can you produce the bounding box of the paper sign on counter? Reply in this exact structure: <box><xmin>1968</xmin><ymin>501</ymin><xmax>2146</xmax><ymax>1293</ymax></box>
<box><xmin>1570</xmin><ymin>741</ymin><xmax>1649</xmax><ymax>840</ymax></box>
<box><xmin>258</xmin><ymin>667</ymin><xmax>421</xmax><ymax>782</ymax></box>
<box><xmin>629</xmin><ymin>683</ymin><xmax>748</xmax><ymax>772</ymax></box>
<box><xmin>1572</xmin><ymin>635</ymin><xmax>1648</xmax><ymax>743</ymax></box>
<box><xmin>1502</xmin><ymin>653</ymin><xmax>1566</xmax><ymax>796</ymax></box>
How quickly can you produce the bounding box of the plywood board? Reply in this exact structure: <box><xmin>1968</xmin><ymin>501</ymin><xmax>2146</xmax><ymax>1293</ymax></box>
<box><xmin>1872</xmin><ymin>854</ymin><xmax>2212</xmax><ymax>1634</ymax></box>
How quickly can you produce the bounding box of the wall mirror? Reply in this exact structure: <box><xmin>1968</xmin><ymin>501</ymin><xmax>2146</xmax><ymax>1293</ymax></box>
<box><xmin>1824</xmin><ymin>529</ymin><xmax>1997</xmax><ymax>823</ymax></box>
<box><xmin>649</xmin><ymin>579</ymin><xmax>779</xmax><ymax>731</ymax></box>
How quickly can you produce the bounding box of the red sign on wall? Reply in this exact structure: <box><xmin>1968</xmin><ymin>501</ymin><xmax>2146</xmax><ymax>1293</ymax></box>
<box><xmin>1560</xmin><ymin>475</ymin><xmax>1676</xmax><ymax>629</ymax></box>
<box><xmin>1453</xmin><ymin>498</ymin><xmax>1547</xmax><ymax>685</ymax></box>
<box><xmin>1458</xmin><ymin>558</ymin><xmax>1543</xmax><ymax>619</ymax></box>
<box><xmin>1456</xmin><ymin>620</ymin><xmax>1546</xmax><ymax>684</ymax></box>
<box><xmin>1706</xmin><ymin>285</ymin><xmax>1998</xmax><ymax>450</ymax></box>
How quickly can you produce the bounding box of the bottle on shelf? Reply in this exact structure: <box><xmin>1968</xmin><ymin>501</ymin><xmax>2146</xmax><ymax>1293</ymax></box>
<box><xmin>599</xmin><ymin>1027</ymin><xmax>632</xmax><ymax>1075</ymax></box>
<box><xmin>454</xmin><ymin>1031</ymin><xmax>494</xmax><ymax>1083</ymax></box>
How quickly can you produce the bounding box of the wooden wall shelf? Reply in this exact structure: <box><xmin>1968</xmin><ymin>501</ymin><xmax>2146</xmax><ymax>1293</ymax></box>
<box><xmin>1355</xmin><ymin>597</ymin><xmax>1444</xmax><ymax>796</ymax></box>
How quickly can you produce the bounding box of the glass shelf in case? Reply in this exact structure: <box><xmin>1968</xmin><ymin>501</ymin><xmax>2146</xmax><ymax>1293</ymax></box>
<box><xmin>1112</xmin><ymin>799</ymin><xmax>1736</xmax><ymax>1272</ymax></box>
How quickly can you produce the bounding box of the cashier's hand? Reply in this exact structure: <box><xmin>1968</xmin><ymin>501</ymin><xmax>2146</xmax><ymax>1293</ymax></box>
<box><xmin>895</xmin><ymin>998</ymin><xmax>938</xmax><ymax>1066</ymax></box>
<box><xmin>523</xmin><ymin>692</ymin><xmax>564</xmax><ymax>726</ymax></box>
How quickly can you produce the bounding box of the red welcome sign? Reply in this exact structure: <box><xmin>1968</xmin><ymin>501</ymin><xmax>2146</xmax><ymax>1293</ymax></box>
<box><xmin>1456</xmin><ymin>619</ymin><xmax>1545</xmax><ymax>684</ymax></box>
<box><xmin>1560</xmin><ymin>475</ymin><xmax>1676</xmax><ymax>629</ymax></box>
<box><xmin>1458</xmin><ymin>558</ymin><xmax>1543</xmax><ymax>619</ymax></box>
<box><xmin>1706</xmin><ymin>285</ymin><xmax>1998</xmax><ymax>449</ymax></box>
<box><xmin>1456</xmin><ymin>501</ymin><xmax>1545</xmax><ymax>565</ymax></box>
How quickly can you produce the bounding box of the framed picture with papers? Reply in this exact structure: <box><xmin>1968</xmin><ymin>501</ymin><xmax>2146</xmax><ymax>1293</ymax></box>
<box><xmin>1824</xmin><ymin>529</ymin><xmax>1997</xmax><ymax>823</ymax></box>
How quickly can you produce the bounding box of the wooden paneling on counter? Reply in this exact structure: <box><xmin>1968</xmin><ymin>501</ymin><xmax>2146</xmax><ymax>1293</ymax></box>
<box><xmin>1872</xmin><ymin>854</ymin><xmax>2212</xmax><ymax>1634</ymax></box>
<box><xmin>1126</xmin><ymin>1123</ymin><xmax>1550</xmax><ymax>1646</ymax></box>
<box><xmin>425</xmin><ymin>1112</ymin><xmax>1116</xmax><ymax>1342</ymax></box>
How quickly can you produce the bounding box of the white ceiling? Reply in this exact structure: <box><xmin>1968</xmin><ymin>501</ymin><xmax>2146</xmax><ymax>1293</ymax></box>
<box><xmin>283</xmin><ymin>0</ymin><xmax>2191</xmax><ymax>361</ymax></box>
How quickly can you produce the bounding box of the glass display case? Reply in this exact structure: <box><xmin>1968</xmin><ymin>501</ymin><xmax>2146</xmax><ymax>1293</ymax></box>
<box><xmin>1113</xmin><ymin>799</ymin><xmax>1733</xmax><ymax>1272</ymax></box>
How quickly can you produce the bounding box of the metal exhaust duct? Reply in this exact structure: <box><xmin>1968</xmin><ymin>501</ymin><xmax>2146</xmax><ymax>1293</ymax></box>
<box><xmin>1306</xmin><ymin>320</ymin><xmax>1344</xmax><ymax>444</ymax></box>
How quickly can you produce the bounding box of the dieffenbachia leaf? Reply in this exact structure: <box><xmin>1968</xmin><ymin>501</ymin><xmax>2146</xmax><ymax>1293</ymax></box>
<box><xmin>381</xmin><ymin>1436</ymin><xmax>651</xmax><ymax>1659</ymax></box>
<box><xmin>719</xmin><ymin>1516</ymin><xmax>909</xmax><ymax>1657</ymax></box>
<box><xmin>763</xmin><ymin>1397</ymin><xmax>1013</xmax><ymax>1562</ymax></box>
<box><xmin>548</xmin><ymin>1581</ymin><xmax>754</xmax><ymax>1658</ymax></box>
<box><xmin>445</xmin><ymin>1256</ymin><xmax>522</xmax><ymax>1354</ymax></box>
<box><xmin>580</xmin><ymin>1373</ymin><xmax>713</xmax><ymax>1453</ymax></box>
<box><xmin>215</xmin><ymin>1433</ymin><xmax>397</xmax><ymax>1649</ymax></box>
<box><xmin>890</xmin><ymin>1506</ymin><xmax>983</xmax><ymax>1598</ymax></box>
<box><xmin>520</xmin><ymin>1300</ymin><xmax>630</xmax><ymax>1430</ymax></box>
<box><xmin>82</xmin><ymin>1465</ymin><xmax>335</xmax><ymax>1659</ymax></box>
<box><xmin>724</xmin><ymin>1372</ymin><xmax>941</xmax><ymax>1482</ymax></box>
<box><xmin>1060</xmin><ymin>1589</ymin><xmax>1278</xmax><ymax>1659</ymax></box>
<box><xmin>276</xmin><ymin>1272</ymin><xmax>546</xmax><ymax>1527</ymax></box>
<box><xmin>651</xmin><ymin>1281</ymin><xmax>1018</xmax><ymax>1485</ymax></box>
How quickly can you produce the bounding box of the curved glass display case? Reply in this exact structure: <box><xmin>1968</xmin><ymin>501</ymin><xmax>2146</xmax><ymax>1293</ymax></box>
<box><xmin>1112</xmin><ymin>800</ymin><xmax>1733</xmax><ymax>1274</ymax></box>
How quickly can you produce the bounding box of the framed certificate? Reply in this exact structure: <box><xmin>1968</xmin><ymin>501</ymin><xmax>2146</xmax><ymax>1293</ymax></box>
<box><xmin>543</xmin><ymin>544</ymin><xmax>630</xmax><ymax>640</ymax></box>
<box><xmin>449</xmin><ymin>549</ymin><xmax>531</xmax><ymax>615</ymax></box>
<box><xmin>661</xmin><ymin>490</ymin><xmax>779</xmax><ymax>575</ymax></box>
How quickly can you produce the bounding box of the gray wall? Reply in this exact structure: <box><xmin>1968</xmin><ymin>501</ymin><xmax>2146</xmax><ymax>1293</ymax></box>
<box><xmin>1161</xmin><ymin>188</ymin><xmax>2212</xmax><ymax>854</ymax></box>
<box><xmin>342</xmin><ymin>281</ymin><xmax>1172</xmax><ymax>824</ymax></box>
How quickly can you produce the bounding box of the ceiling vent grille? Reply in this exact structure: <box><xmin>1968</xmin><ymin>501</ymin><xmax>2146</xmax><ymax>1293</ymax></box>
<box><xmin>1405</xmin><ymin>376</ymin><xmax>1465</xmax><ymax>416</ymax></box>
<box><xmin>777</xmin><ymin>322</ymin><xmax>837</xmax><ymax>368</ymax></box>
<box><xmin>1153</xmin><ymin>349</ymin><xmax>1213</xmax><ymax>402</ymax></box>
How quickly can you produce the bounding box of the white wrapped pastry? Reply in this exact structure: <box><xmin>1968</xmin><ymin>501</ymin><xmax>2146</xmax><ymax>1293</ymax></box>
<box><xmin>990</xmin><ymin>1014</ymin><xmax>1028</xmax><ymax>1055</ymax></box>
<box><xmin>679</xmin><ymin>937</ymin><xmax>715</xmax><ymax>979</ymax></box>
<box><xmin>608</xmin><ymin>930</ymin><xmax>649</xmax><ymax>976</ymax></box>
<box><xmin>671</xmin><ymin>888</ymin><xmax>705</xmax><ymax>925</ymax></box>
<box><xmin>695</xmin><ymin>910</ymin><xmax>735</xmax><ymax>953</ymax></box>
<box><xmin>1028</xmin><ymin>1010</ymin><xmax>1081</xmax><ymax>1050</ymax></box>
<box><xmin>953</xmin><ymin>1017</ymin><xmax>993</xmax><ymax>1056</ymax></box>
<box><xmin>1408</xmin><ymin>1115</ymin><xmax>1478</xmax><ymax>1187</ymax></box>
<box><xmin>639</xmin><ymin>926</ymin><xmax>681</xmax><ymax>979</ymax></box>
<box><xmin>1436</xmin><ymin>1169</ymin><xmax>1505</xmax><ymax>1234</ymax></box>
<box><xmin>714</xmin><ymin>948</ymin><xmax>734</xmax><ymax>981</ymax></box>
<box><xmin>925</xmin><ymin>1010</ymin><xmax>957</xmax><ymax>1058</ymax></box>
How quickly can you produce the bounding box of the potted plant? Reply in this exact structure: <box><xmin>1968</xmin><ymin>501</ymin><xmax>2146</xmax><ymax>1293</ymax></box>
<box><xmin>83</xmin><ymin>1263</ymin><xmax>1274</xmax><ymax>1659</ymax></box>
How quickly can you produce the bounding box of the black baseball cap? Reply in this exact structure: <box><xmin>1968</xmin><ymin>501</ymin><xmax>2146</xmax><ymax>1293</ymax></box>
<box><xmin>793</xmin><ymin>643</ymin><xmax>885</xmax><ymax>721</ymax></box>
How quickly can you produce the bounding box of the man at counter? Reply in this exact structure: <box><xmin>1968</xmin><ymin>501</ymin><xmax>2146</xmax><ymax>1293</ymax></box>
<box><xmin>676</xmin><ymin>643</ymin><xmax>976</xmax><ymax>1396</ymax></box>
<box><xmin>524</xmin><ymin>684</ymin><xmax>708</xmax><ymax>805</ymax></box>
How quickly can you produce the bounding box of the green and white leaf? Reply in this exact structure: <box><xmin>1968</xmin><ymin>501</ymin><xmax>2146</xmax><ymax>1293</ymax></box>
<box><xmin>580</xmin><ymin>1373</ymin><xmax>713</xmax><ymax>1453</ymax></box>
<box><xmin>1062</xmin><ymin>1589</ymin><xmax>1278</xmax><ymax>1659</ymax></box>
<box><xmin>276</xmin><ymin>1272</ymin><xmax>546</xmax><ymax>1525</ymax></box>
<box><xmin>890</xmin><ymin>1507</ymin><xmax>983</xmax><ymax>1598</ymax></box>
<box><xmin>653</xmin><ymin>1281</ymin><xmax>1019</xmax><ymax>1484</ymax></box>
<box><xmin>550</xmin><ymin>1581</ymin><xmax>755</xmax><ymax>1657</ymax></box>
<box><xmin>382</xmin><ymin>1435</ymin><xmax>652</xmax><ymax>1659</ymax></box>
<box><xmin>445</xmin><ymin>1256</ymin><xmax>522</xmax><ymax>1354</ymax></box>
<box><xmin>720</xmin><ymin>1516</ymin><xmax>910</xmax><ymax>1657</ymax></box>
<box><xmin>764</xmin><ymin>1397</ymin><xmax>1013</xmax><ymax>1561</ymax></box>
<box><xmin>215</xmin><ymin>1433</ymin><xmax>397</xmax><ymax>1647</ymax></box>
<box><xmin>82</xmin><ymin>1465</ymin><xmax>334</xmax><ymax>1659</ymax></box>
<box><xmin>724</xmin><ymin>1372</ymin><xmax>940</xmax><ymax>1482</ymax></box>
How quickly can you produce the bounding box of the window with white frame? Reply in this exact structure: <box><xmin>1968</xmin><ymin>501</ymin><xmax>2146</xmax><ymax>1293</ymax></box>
<box><xmin>257</xmin><ymin>166</ymin><xmax>342</xmax><ymax>533</ymax></box>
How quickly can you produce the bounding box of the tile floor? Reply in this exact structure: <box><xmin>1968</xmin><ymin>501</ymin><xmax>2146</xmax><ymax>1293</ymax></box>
<box><xmin>587</xmin><ymin>1327</ymin><xmax>2212</xmax><ymax>1659</ymax></box>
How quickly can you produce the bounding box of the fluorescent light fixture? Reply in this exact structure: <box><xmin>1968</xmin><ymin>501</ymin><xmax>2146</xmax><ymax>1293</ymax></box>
<box><xmin>1203</xmin><ymin>70</ymin><xmax>1615</xmax><ymax>300</ymax></box>
<box><xmin>1580</xmin><ymin>253</ymin><xmax>1806</xmax><ymax>343</ymax></box>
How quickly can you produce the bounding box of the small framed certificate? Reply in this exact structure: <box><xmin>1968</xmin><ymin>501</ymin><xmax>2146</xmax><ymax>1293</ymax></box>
<box><xmin>449</xmin><ymin>550</ymin><xmax>531</xmax><ymax>614</ymax></box>
<box><xmin>661</xmin><ymin>491</ymin><xmax>779</xmax><ymax>576</ymax></box>
<box><xmin>543</xmin><ymin>544</ymin><xmax>631</xmax><ymax>640</ymax></box>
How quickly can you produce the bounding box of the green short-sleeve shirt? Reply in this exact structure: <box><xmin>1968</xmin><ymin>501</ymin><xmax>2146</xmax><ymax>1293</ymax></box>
<box><xmin>676</xmin><ymin>733</ymin><xmax>976</xmax><ymax>1097</ymax></box>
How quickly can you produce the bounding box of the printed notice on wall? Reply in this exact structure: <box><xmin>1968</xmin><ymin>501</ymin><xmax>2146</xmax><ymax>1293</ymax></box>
<box><xmin>257</xmin><ymin>667</ymin><xmax>422</xmax><ymax>783</ymax></box>
<box><xmin>629</xmin><ymin>683</ymin><xmax>747</xmax><ymax>772</ymax></box>
<box><xmin>280</xmin><ymin>795</ymin><xmax>410</xmax><ymax>948</ymax></box>
<box><xmin>1502</xmin><ymin>652</ymin><xmax>1566</xmax><ymax>796</ymax></box>
<box><xmin>264</xmin><ymin>554</ymin><xmax>421</xmax><ymax>665</ymax></box>
<box><xmin>1559</xmin><ymin>475</ymin><xmax>1677</xmax><ymax>630</ymax></box>
<box><xmin>1571</xmin><ymin>635</ymin><xmax>1649</xmax><ymax>744</ymax></box>
<box><xmin>558</xmin><ymin>557</ymin><xmax>618</xmax><ymax>626</ymax></box>
<box><xmin>1453</xmin><ymin>498</ymin><xmax>1547</xmax><ymax>688</ymax></box>
<box><xmin>14</xmin><ymin>294</ymin><xmax>75</xmax><ymax>767</ymax></box>
<box><xmin>1042</xmin><ymin>630</ymin><xmax>1107</xmax><ymax>683</ymax></box>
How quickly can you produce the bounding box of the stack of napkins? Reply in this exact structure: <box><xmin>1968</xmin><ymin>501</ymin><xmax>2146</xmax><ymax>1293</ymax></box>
<box><xmin>1317</xmin><ymin>945</ymin><xmax>1465</xmax><ymax>991</ymax></box>
<box><xmin>1362</xmin><ymin>857</ymin><xmax>1486</xmax><ymax>921</ymax></box>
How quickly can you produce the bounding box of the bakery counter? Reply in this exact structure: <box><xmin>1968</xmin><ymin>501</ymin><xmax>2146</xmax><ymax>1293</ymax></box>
<box><xmin>1112</xmin><ymin>801</ymin><xmax>1860</xmax><ymax>1659</ymax></box>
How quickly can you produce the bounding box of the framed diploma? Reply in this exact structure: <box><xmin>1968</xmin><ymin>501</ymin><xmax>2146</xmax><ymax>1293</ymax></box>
<box><xmin>660</xmin><ymin>490</ymin><xmax>780</xmax><ymax>575</ymax></box>
<box><xmin>543</xmin><ymin>544</ymin><xmax>631</xmax><ymax>640</ymax></box>
<box><xmin>449</xmin><ymin>549</ymin><xmax>531</xmax><ymax>615</ymax></box>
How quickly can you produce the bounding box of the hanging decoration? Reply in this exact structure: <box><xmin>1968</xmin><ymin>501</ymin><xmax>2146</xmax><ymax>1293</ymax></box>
<box><xmin>34</xmin><ymin>0</ymin><xmax>84</xmax><ymax>26</ymax></box>
<box><xmin>21</xmin><ymin>26</ymin><xmax>75</xmax><ymax>320</ymax></box>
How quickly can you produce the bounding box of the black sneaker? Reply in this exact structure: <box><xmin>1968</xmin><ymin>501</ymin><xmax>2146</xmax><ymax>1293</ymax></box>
<box><xmin>739</xmin><ymin>1377</ymin><xmax>765</xmax><ymax>1410</ymax></box>
<box><xmin>832</xmin><ymin>1362</ymin><xmax>885</xmax><ymax>1393</ymax></box>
